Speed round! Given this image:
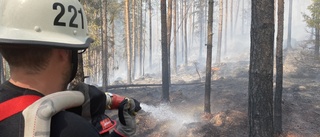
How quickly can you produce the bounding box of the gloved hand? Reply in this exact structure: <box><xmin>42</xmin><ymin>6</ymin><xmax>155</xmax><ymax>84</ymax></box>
<box><xmin>114</xmin><ymin>98</ymin><xmax>141</xmax><ymax>137</ymax></box>
<box><xmin>70</xmin><ymin>82</ymin><xmax>142</xmax><ymax>136</ymax></box>
<box><xmin>105</xmin><ymin>92</ymin><xmax>141</xmax><ymax>112</ymax></box>
<box><xmin>68</xmin><ymin>82</ymin><xmax>106</xmax><ymax>120</ymax></box>
<box><xmin>68</xmin><ymin>82</ymin><xmax>117</xmax><ymax>135</ymax></box>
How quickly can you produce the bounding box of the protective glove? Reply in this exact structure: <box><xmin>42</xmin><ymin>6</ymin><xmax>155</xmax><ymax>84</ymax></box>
<box><xmin>68</xmin><ymin>82</ymin><xmax>106</xmax><ymax>120</ymax></box>
<box><xmin>69</xmin><ymin>82</ymin><xmax>142</xmax><ymax>136</ymax></box>
<box><xmin>105</xmin><ymin>92</ymin><xmax>142</xmax><ymax>110</ymax></box>
<box><xmin>114</xmin><ymin>98</ymin><xmax>140</xmax><ymax>137</ymax></box>
<box><xmin>68</xmin><ymin>82</ymin><xmax>116</xmax><ymax>135</ymax></box>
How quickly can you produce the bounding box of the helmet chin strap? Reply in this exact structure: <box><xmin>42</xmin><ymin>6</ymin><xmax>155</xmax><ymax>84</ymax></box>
<box><xmin>70</xmin><ymin>50</ymin><xmax>78</xmax><ymax>83</ymax></box>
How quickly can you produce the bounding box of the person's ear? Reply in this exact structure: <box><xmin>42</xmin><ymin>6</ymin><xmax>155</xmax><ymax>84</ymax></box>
<box><xmin>55</xmin><ymin>49</ymin><xmax>71</xmax><ymax>63</ymax></box>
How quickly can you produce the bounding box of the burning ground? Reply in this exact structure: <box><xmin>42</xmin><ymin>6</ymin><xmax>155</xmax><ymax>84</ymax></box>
<box><xmin>107</xmin><ymin>47</ymin><xmax>320</xmax><ymax>137</ymax></box>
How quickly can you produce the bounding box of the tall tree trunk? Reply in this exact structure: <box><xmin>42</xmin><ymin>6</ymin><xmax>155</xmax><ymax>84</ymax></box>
<box><xmin>230</xmin><ymin>0</ymin><xmax>233</xmax><ymax>41</ymax></box>
<box><xmin>204</xmin><ymin>0</ymin><xmax>208</xmax><ymax>43</ymax></box>
<box><xmin>242</xmin><ymin>0</ymin><xmax>245</xmax><ymax>34</ymax></box>
<box><xmin>234</xmin><ymin>0</ymin><xmax>240</xmax><ymax>35</ymax></box>
<box><xmin>173</xmin><ymin>0</ymin><xmax>177</xmax><ymax>74</ymax></box>
<box><xmin>176</xmin><ymin>2</ymin><xmax>180</xmax><ymax>67</ymax></box>
<box><xmin>249</xmin><ymin>0</ymin><xmax>275</xmax><ymax>136</ymax></box>
<box><xmin>191</xmin><ymin>2</ymin><xmax>195</xmax><ymax>55</ymax></box>
<box><xmin>143</xmin><ymin>0</ymin><xmax>147</xmax><ymax>75</ymax></box>
<box><xmin>161</xmin><ymin>0</ymin><xmax>170</xmax><ymax>102</ymax></box>
<box><xmin>224</xmin><ymin>0</ymin><xmax>228</xmax><ymax>55</ymax></box>
<box><xmin>205</xmin><ymin>0</ymin><xmax>214</xmax><ymax>114</ymax></box>
<box><xmin>274</xmin><ymin>0</ymin><xmax>284</xmax><ymax>135</ymax></box>
<box><xmin>149</xmin><ymin>0</ymin><xmax>152</xmax><ymax>70</ymax></box>
<box><xmin>286</xmin><ymin>0</ymin><xmax>293</xmax><ymax>49</ymax></box>
<box><xmin>102</xmin><ymin>0</ymin><xmax>108</xmax><ymax>90</ymax></box>
<box><xmin>167</xmin><ymin>0</ymin><xmax>173</xmax><ymax>48</ymax></box>
<box><xmin>189</xmin><ymin>2</ymin><xmax>193</xmax><ymax>57</ymax></box>
<box><xmin>139</xmin><ymin>0</ymin><xmax>143</xmax><ymax>76</ymax></box>
<box><xmin>167</xmin><ymin>0</ymin><xmax>172</xmax><ymax>85</ymax></box>
<box><xmin>199</xmin><ymin>0</ymin><xmax>204</xmax><ymax>60</ymax></box>
<box><xmin>181</xmin><ymin>0</ymin><xmax>184</xmax><ymax>61</ymax></box>
<box><xmin>125</xmin><ymin>0</ymin><xmax>132</xmax><ymax>84</ymax></box>
<box><xmin>137</xmin><ymin>0</ymin><xmax>140</xmax><ymax>77</ymax></box>
<box><xmin>132</xmin><ymin>0</ymin><xmax>136</xmax><ymax>80</ymax></box>
<box><xmin>216</xmin><ymin>0</ymin><xmax>223</xmax><ymax>64</ymax></box>
<box><xmin>315</xmin><ymin>28</ymin><xmax>320</xmax><ymax>59</ymax></box>
<box><xmin>111</xmin><ymin>15</ymin><xmax>116</xmax><ymax>77</ymax></box>
<box><xmin>184</xmin><ymin>0</ymin><xmax>188</xmax><ymax>65</ymax></box>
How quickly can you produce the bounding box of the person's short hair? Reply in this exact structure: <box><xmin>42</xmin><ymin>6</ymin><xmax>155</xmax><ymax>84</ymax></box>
<box><xmin>0</xmin><ymin>45</ymin><xmax>52</xmax><ymax>74</ymax></box>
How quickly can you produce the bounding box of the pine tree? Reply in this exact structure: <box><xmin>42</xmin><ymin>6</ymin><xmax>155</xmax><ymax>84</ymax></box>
<box><xmin>303</xmin><ymin>0</ymin><xmax>320</xmax><ymax>59</ymax></box>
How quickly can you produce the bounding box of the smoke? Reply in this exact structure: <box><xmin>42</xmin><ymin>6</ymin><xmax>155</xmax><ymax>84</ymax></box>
<box><xmin>84</xmin><ymin>0</ymin><xmax>313</xmax><ymax>86</ymax></box>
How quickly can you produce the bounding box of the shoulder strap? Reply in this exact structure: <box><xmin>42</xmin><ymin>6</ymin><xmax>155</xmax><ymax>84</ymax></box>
<box><xmin>0</xmin><ymin>95</ymin><xmax>41</xmax><ymax>121</ymax></box>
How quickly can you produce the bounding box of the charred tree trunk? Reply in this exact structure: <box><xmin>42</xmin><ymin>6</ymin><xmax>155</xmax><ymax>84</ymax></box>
<box><xmin>274</xmin><ymin>0</ymin><xmax>284</xmax><ymax>135</ymax></box>
<box><xmin>161</xmin><ymin>0</ymin><xmax>170</xmax><ymax>102</ymax></box>
<box><xmin>249</xmin><ymin>0</ymin><xmax>275</xmax><ymax>136</ymax></box>
<box><xmin>204</xmin><ymin>0</ymin><xmax>214</xmax><ymax>114</ymax></box>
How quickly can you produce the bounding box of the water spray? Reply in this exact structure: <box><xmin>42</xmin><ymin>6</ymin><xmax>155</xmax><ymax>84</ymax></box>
<box><xmin>140</xmin><ymin>103</ymin><xmax>197</xmax><ymax>124</ymax></box>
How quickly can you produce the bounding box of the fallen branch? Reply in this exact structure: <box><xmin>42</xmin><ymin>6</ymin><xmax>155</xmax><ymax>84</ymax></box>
<box><xmin>103</xmin><ymin>82</ymin><xmax>203</xmax><ymax>90</ymax></box>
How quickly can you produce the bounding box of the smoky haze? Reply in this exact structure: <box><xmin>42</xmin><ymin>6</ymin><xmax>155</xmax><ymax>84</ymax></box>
<box><xmin>84</xmin><ymin>0</ymin><xmax>312</xmax><ymax>86</ymax></box>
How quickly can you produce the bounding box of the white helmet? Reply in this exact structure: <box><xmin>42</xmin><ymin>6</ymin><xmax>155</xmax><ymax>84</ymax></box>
<box><xmin>0</xmin><ymin>0</ymin><xmax>93</xmax><ymax>49</ymax></box>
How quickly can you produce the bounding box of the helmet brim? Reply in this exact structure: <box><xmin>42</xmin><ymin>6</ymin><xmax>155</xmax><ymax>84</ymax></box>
<box><xmin>0</xmin><ymin>37</ymin><xmax>93</xmax><ymax>50</ymax></box>
<box><xmin>0</xmin><ymin>27</ymin><xmax>93</xmax><ymax>49</ymax></box>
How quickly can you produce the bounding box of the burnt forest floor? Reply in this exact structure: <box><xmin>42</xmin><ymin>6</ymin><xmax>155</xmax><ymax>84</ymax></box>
<box><xmin>107</xmin><ymin>47</ymin><xmax>320</xmax><ymax>137</ymax></box>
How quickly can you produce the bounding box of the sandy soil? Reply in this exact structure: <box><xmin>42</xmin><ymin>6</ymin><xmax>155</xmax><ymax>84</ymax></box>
<box><xmin>107</xmin><ymin>47</ymin><xmax>320</xmax><ymax>137</ymax></box>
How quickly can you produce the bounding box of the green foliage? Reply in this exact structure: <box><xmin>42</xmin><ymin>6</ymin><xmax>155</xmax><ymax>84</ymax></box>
<box><xmin>303</xmin><ymin>0</ymin><xmax>320</xmax><ymax>29</ymax></box>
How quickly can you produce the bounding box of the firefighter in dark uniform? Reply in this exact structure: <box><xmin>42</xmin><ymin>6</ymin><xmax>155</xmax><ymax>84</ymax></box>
<box><xmin>0</xmin><ymin>0</ymin><xmax>140</xmax><ymax>136</ymax></box>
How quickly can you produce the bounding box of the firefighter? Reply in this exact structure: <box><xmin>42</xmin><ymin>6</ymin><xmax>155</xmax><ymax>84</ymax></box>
<box><xmin>0</xmin><ymin>0</ymin><xmax>140</xmax><ymax>136</ymax></box>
